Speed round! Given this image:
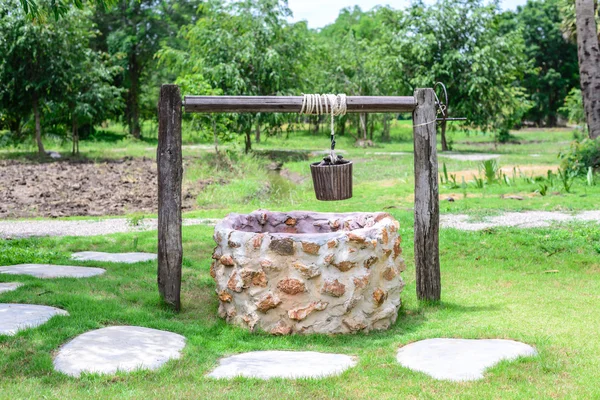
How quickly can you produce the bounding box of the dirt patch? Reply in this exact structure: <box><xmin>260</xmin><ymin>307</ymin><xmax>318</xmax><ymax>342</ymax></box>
<box><xmin>447</xmin><ymin>164</ymin><xmax>559</xmax><ymax>181</ymax></box>
<box><xmin>0</xmin><ymin>158</ymin><xmax>204</xmax><ymax>218</ymax></box>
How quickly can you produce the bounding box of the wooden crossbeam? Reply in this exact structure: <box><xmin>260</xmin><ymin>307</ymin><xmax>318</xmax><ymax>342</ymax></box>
<box><xmin>184</xmin><ymin>95</ymin><xmax>417</xmax><ymax>113</ymax></box>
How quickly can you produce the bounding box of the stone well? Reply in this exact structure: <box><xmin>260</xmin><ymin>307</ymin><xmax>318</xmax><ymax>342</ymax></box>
<box><xmin>211</xmin><ymin>210</ymin><xmax>405</xmax><ymax>335</ymax></box>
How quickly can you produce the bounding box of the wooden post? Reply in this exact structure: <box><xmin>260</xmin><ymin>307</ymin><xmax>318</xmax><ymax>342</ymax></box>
<box><xmin>157</xmin><ymin>84</ymin><xmax>183</xmax><ymax>310</ymax></box>
<box><xmin>413</xmin><ymin>88</ymin><xmax>441</xmax><ymax>302</ymax></box>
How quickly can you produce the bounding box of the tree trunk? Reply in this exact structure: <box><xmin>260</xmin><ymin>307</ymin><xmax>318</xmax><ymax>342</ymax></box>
<box><xmin>440</xmin><ymin>119</ymin><xmax>449</xmax><ymax>151</ymax></box>
<box><xmin>360</xmin><ymin>113</ymin><xmax>367</xmax><ymax>140</ymax></box>
<box><xmin>157</xmin><ymin>84</ymin><xmax>183</xmax><ymax>311</ymax></box>
<box><xmin>128</xmin><ymin>50</ymin><xmax>142</xmax><ymax>139</ymax></box>
<box><xmin>245</xmin><ymin>129</ymin><xmax>252</xmax><ymax>153</ymax></box>
<box><xmin>382</xmin><ymin>114</ymin><xmax>391</xmax><ymax>142</ymax></box>
<box><xmin>413</xmin><ymin>88</ymin><xmax>441</xmax><ymax>302</ymax></box>
<box><xmin>213</xmin><ymin>118</ymin><xmax>219</xmax><ymax>154</ymax></box>
<box><xmin>32</xmin><ymin>93</ymin><xmax>45</xmax><ymax>155</ymax></box>
<box><xmin>254</xmin><ymin>116</ymin><xmax>261</xmax><ymax>143</ymax></box>
<box><xmin>72</xmin><ymin>118</ymin><xmax>79</xmax><ymax>156</ymax></box>
<box><xmin>575</xmin><ymin>0</ymin><xmax>600</xmax><ymax>139</ymax></box>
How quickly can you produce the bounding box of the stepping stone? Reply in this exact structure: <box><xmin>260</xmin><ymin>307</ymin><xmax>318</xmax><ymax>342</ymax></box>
<box><xmin>0</xmin><ymin>304</ymin><xmax>68</xmax><ymax>336</ymax></box>
<box><xmin>439</xmin><ymin>153</ymin><xmax>501</xmax><ymax>162</ymax></box>
<box><xmin>71</xmin><ymin>252</ymin><xmax>157</xmax><ymax>263</ymax></box>
<box><xmin>53</xmin><ymin>326</ymin><xmax>186</xmax><ymax>377</ymax></box>
<box><xmin>0</xmin><ymin>264</ymin><xmax>105</xmax><ymax>279</ymax></box>
<box><xmin>0</xmin><ymin>282</ymin><xmax>22</xmax><ymax>294</ymax></box>
<box><xmin>396</xmin><ymin>338</ymin><xmax>537</xmax><ymax>381</ymax></box>
<box><xmin>207</xmin><ymin>351</ymin><xmax>357</xmax><ymax>380</ymax></box>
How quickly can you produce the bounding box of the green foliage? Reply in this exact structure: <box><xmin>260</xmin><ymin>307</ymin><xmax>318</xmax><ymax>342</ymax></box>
<box><xmin>559</xmin><ymin>138</ymin><xmax>600</xmax><ymax>175</ymax></box>
<box><xmin>0</xmin><ymin>1</ymin><xmax>122</xmax><ymax>151</ymax></box>
<box><xmin>557</xmin><ymin>167</ymin><xmax>576</xmax><ymax>193</ymax></box>
<box><xmin>560</xmin><ymin>88</ymin><xmax>586</xmax><ymax>126</ymax></box>
<box><xmin>479</xmin><ymin>159</ymin><xmax>501</xmax><ymax>185</ymax></box>
<box><xmin>159</xmin><ymin>0</ymin><xmax>312</xmax><ymax>151</ymax></box>
<box><xmin>508</xmin><ymin>0</ymin><xmax>579</xmax><ymax>126</ymax></box>
<box><xmin>92</xmin><ymin>0</ymin><xmax>200</xmax><ymax>138</ymax></box>
<box><xmin>19</xmin><ymin>0</ymin><xmax>116</xmax><ymax>19</ymax></box>
<box><xmin>398</xmin><ymin>0</ymin><xmax>532</xmax><ymax>135</ymax></box>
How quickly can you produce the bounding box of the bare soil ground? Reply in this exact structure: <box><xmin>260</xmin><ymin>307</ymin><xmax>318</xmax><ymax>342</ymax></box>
<box><xmin>0</xmin><ymin>157</ymin><xmax>201</xmax><ymax>218</ymax></box>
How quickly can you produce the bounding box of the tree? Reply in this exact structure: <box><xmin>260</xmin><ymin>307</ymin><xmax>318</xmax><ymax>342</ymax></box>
<box><xmin>160</xmin><ymin>0</ymin><xmax>312</xmax><ymax>152</ymax></box>
<box><xmin>0</xmin><ymin>2</ymin><xmax>75</xmax><ymax>154</ymax></box>
<box><xmin>512</xmin><ymin>0</ymin><xmax>579</xmax><ymax>126</ymax></box>
<box><xmin>397</xmin><ymin>0</ymin><xmax>531</xmax><ymax>147</ymax></box>
<box><xmin>0</xmin><ymin>3</ymin><xmax>122</xmax><ymax>154</ymax></box>
<box><xmin>574</xmin><ymin>0</ymin><xmax>600</xmax><ymax>139</ymax></box>
<box><xmin>92</xmin><ymin>0</ymin><xmax>200</xmax><ymax>138</ymax></box>
<box><xmin>316</xmin><ymin>6</ymin><xmax>409</xmax><ymax>142</ymax></box>
<box><xmin>19</xmin><ymin>0</ymin><xmax>115</xmax><ymax>19</ymax></box>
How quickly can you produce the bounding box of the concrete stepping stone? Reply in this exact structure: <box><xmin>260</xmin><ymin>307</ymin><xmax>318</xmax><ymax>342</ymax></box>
<box><xmin>396</xmin><ymin>338</ymin><xmax>537</xmax><ymax>381</ymax></box>
<box><xmin>71</xmin><ymin>252</ymin><xmax>157</xmax><ymax>263</ymax></box>
<box><xmin>0</xmin><ymin>264</ymin><xmax>105</xmax><ymax>279</ymax></box>
<box><xmin>0</xmin><ymin>304</ymin><xmax>68</xmax><ymax>336</ymax></box>
<box><xmin>439</xmin><ymin>153</ymin><xmax>501</xmax><ymax>162</ymax></box>
<box><xmin>0</xmin><ymin>282</ymin><xmax>22</xmax><ymax>294</ymax></box>
<box><xmin>53</xmin><ymin>326</ymin><xmax>186</xmax><ymax>377</ymax></box>
<box><xmin>207</xmin><ymin>351</ymin><xmax>357</xmax><ymax>380</ymax></box>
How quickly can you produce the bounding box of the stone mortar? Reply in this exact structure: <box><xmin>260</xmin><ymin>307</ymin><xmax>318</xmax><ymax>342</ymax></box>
<box><xmin>211</xmin><ymin>210</ymin><xmax>405</xmax><ymax>335</ymax></box>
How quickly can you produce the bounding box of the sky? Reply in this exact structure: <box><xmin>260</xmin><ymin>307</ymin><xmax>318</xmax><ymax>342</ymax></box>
<box><xmin>288</xmin><ymin>0</ymin><xmax>528</xmax><ymax>29</ymax></box>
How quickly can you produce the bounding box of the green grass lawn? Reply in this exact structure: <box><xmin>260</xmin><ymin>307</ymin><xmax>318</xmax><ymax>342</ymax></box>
<box><xmin>1</xmin><ymin>218</ymin><xmax>600</xmax><ymax>398</ymax></box>
<box><xmin>1</xmin><ymin>125</ymin><xmax>600</xmax><ymax>398</ymax></box>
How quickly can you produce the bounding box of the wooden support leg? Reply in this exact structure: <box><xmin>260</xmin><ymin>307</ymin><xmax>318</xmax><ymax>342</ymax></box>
<box><xmin>157</xmin><ymin>84</ymin><xmax>183</xmax><ymax>310</ymax></box>
<box><xmin>413</xmin><ymin>88</ymin><xmax>441</xmax><ymax>302</ymax></box>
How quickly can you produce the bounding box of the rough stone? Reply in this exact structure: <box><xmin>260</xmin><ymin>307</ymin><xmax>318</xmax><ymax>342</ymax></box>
<box><xmin>53</xmin><ymin>326</ymin><xmax>186</xmax><ymax>377</ymax></box>
<box><xmin>270</xmin><ymin>322</ymin><xmax>292</xmax><ymax>335</ymax></box>
<box><xmin>207</xmin><ymin>351</ymin><xmax>357</xmax><ymax>379</ymax></box>
<box><xmin>220</xmin><ymin>255</ymin><xmax>235</xmax><ymax>267</ymax></box>
<box><xmin>212</xmin><ymin>211</ymin><xmax>404</xmax><ymax>334</ymax></box>
<box><xmin>0</xmin><ymin>264</ymin><xmax>105</xmax><ymax>279</ymax></box>
<box><xmin>382</xmin><ymin>266</ymin><xmax>398</xmax><ymax>281</ymax></box>
<box><xmin>381</xmin><ymin>229</ymin><xmax>389</xmax><ymax>245</ymax></box>
<box><xmin>393</xmin><ymin>238</ymin><xmax>402</xmax><ymax>258</ymax></box>
<box><xmin>332</xmin><ymin>260</ymin><xmax>357</xmax><ymax>272</ymax></box>
<box><xmin>218</xmin><ymin>291</ymin><xmax>233</xmax><ymax>302</ymax></box>
<box><xmin>0</xmin><ymin>282</ymin><xmax>22</xmax><ymax>294</ymax></box>
<box><xmin>301</xmin><ymin>241</ymin><xmax>320</xmax><ymax>255</ymax></box>
<box><xmin>321</xmin><ymin>279</ymin><xmax>346</xmax><ymax>297</ymax></box>
<box><xmin>373</xmin><ymin>288</ymin><xmax>387</xmax><ymax>306</ymax></box>
<box><xmin>288</xmin><ymin>301</ymin><xmax>328</xmax><ymax>321</ymax></box>
<box><xmin>0</xmin><ymin>304</ymin><xmax>68</xmax><ymax>336</ymax></box>
<box><xmin>364</xmin><ymin>256</ymin><xmax>378</xmax><ymax>269</ymax></box>
<box><xmin>269</xmin><ymin>238</ymin><xmax>295</xmax><ymax>256</ymax></box>
<box><xmin>292</xmin><ymin>262</ymin><xmax>321</xmax><ymax>279</ymax></box>
<box><xmin>227</xmin><ymin>271</ymin><xmax>244</xmax><ymax>293</ymax></box>
<box><xmin>71</xmin><ymin>252</ymin><xmax>156</xmax><ymax>263</ymax></box>
<box><xmin>277</xmin><ymin>278</ymin><xmax>305</xmax><ymax>295</ymax></box>
<box><xmin>253</xmin><ymin>234</ymin><xmax>264</xmax><ymax>249</ymax></box>
<box><xmin>256</xmin><ymin>293</ymin><xmax>281</xmax><ymax>313</ymax></box>
<box><xmin>347</xmin><ymin>232</ymin><xmax>366</xmax><ymax>244</ymax></box>
<box><xmin>396</xmin><ymin>338</ymin><xmax>537</xmax><ymax>381</ymax></box>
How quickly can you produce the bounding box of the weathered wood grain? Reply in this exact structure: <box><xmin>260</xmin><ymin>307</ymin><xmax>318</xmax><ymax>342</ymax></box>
<box><xmin>413</xmin><ymin>88</ymin><xmax>441</xmax><ymax>301</ymax></box>
<box><xmin>184</xmin><ymin>96</ymin><xmax>416</xmax><ymax>114</ymax></box>
<box><xmin>157</xmin><ymin>84</ymin><xmax>183</xmax><ymax>310</ymax></box>
<box><xmin>310</xmin><ymin>162</ymin><xmax>353</xmax><ymax>201</ymax></box>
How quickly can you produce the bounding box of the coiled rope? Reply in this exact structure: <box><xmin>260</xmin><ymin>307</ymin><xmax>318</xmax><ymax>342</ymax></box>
<box><xmin>300</xmin><ymin>94</ymin><xmax>347</xmax><ymax>163</ymax></box>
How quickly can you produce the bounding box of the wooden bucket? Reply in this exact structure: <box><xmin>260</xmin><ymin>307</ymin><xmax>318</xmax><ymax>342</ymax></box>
<box><xmin>310</xmin><ymin>161</ymin><xmax>353</xmax><ymax>201</ymax></box>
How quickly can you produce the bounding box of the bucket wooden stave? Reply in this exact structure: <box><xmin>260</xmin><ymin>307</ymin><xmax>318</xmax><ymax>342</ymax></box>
<box><xmin>310</xmin><ymin>161</ymin><xmax>353</xmax><ymax>201</ymax></box>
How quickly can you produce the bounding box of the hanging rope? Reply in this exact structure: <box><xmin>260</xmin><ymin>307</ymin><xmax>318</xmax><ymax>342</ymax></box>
<box><xmin>300</xmin><ymin>94</ymin><xmax>347</xmax><ymax>163</ymax></box>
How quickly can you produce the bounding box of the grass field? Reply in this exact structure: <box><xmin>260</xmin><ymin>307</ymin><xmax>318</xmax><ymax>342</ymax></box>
<box><xmin>1</xmin><ymin>124</ymin><xmax>600</xmax><ymax>399</ymax></box>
